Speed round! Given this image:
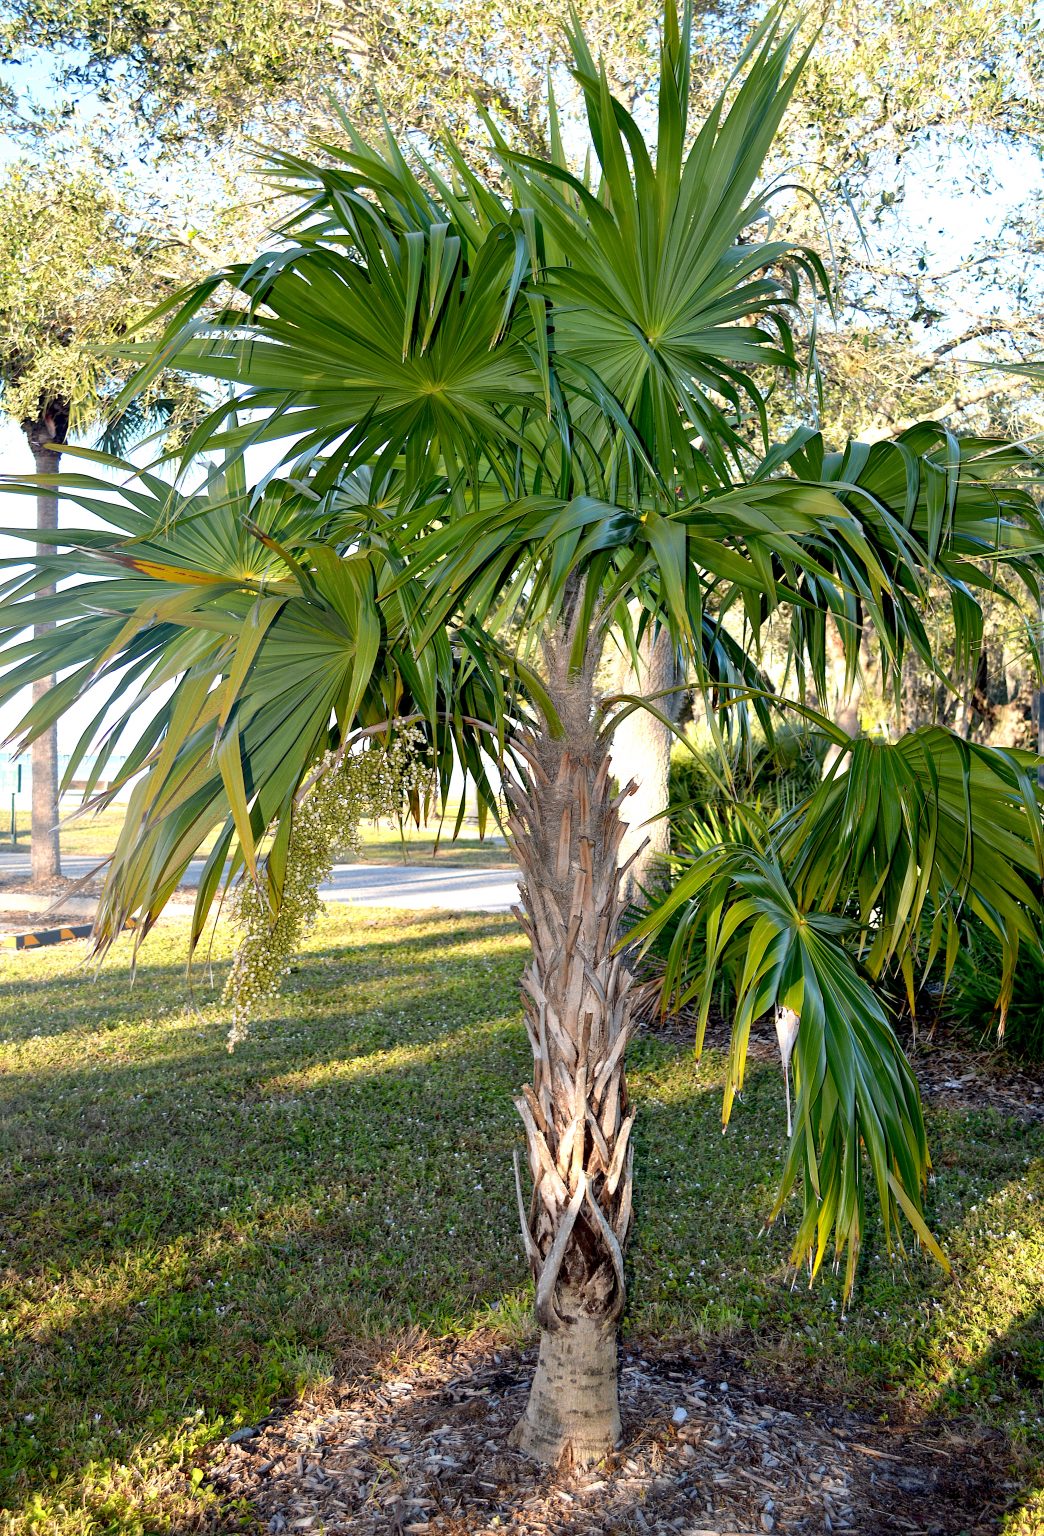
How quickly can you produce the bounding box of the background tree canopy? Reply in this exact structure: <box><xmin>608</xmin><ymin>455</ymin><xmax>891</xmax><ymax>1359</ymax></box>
<box><xmin>3</xmin><ymin>0</ymin><xmax>1042</xmax><ymax>440</ymax></box>
<box><xmin>0</xmin><ymin>155</ymin><xmax>201</xmax><ymax>444</ymax></box>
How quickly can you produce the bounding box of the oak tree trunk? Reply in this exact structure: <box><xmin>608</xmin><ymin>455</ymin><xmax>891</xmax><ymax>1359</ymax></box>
<box><xmin>610</xmin><ymin>626</ymin><xmax>684</xmax><ymax>903</ymax></box>
<box><xmin>506</xmin><ymin>630</ymin><xmax>640</xmax><ymax>1467</ymax></box>
<box><xmin>29</xmin><ymin>442</ymin><xmax>62</xmax><ymax>886</ymax></box>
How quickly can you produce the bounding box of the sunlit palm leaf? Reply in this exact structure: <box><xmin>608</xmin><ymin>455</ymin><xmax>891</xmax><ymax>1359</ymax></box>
<box><xmin>4</xmin><ymin>3</ymin><xmax>1043</xmax><ymax>1301</ymax></box>
<box><xmin>0</xmin><ymin>449</ymin><xmax>516</xmax><ymax>954</ymax></box>
<box><xmin>628</xmin><ymin>844</ymin><xmax>944</xmax><ymax>1291</ymax></box>
<box><xmin>781</xmin><ymin>728</ymin><xmax>1044</xmax><ymax>1021</ymax></box>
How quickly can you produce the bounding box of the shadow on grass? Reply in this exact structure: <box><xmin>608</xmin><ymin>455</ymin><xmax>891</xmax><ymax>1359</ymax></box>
<box><xmin>0</xmin><ymin>910</ymin><xmax>525</xmax><ymax>1045</ymax></box>
<box><xmin>926</xmin><ymin>1301</ymin><xmax>1044</xmax><ymax>1533</ymax></box>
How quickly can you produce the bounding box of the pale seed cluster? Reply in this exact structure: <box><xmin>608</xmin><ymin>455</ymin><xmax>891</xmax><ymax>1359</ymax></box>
<box><xmin>224</xmin><ymin>728</ymin><xmax>429</xmax><ymax>1047</ymax></box>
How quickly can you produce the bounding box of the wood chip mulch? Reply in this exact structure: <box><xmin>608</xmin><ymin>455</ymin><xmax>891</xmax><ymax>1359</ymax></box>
<box><xmin>646</xmin><ymin>1001</ymin><xmax>1044</xmax><ymax>1125</ymax></box>
<box><xmin>206</xmin><ymin>1337</ymin><xmax>1022</xmax><ymax>1536</ymax></box>
<box><xmin>905</xmin><ymin>1040</ymin><xmax>1044</xmax><ymax>1123</ymax></box>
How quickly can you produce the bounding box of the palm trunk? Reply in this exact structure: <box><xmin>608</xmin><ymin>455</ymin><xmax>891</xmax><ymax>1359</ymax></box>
<box><xmin>506</xmin><ymin>632</ymin><xmax>639</xmax><ymax>1467</ymax></box>
<box><xmin>30</xmin><ymin>444</ymin><xmax>61</xmax><ymax>887</ymax></box>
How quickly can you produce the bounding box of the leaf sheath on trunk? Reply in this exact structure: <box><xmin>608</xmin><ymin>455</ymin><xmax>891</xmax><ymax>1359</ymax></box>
<box><xmin>508</xmin><ymin>635</ymin><xmax>637</xmax><ymax>1339</ymax></box>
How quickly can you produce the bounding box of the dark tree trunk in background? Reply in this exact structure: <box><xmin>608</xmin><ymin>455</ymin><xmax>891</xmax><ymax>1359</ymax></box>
<box><xmin>955</xmin><ymin>649</ymin><xmax>992</xmax><ymax>742</ymax></box>
<box><xmin>610</xmin><ymin>627</ymin><xmax>684</xmax><ymax>903</ymax></box>
<box><xmin>22</xmin><ymin>415</ymin><xmax>65</xmax><ymax>887</ymax></box>
<box><xmin>507</xmin><ymin>632</ymin><xmax>640</xmax><ymax>1466</ymax></box>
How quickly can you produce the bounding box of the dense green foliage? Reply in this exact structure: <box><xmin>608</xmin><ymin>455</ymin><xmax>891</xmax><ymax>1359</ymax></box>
<box><xmin>945</xmin><ymin>929</ymin><xmax>1044</xmax><ymax>1062</ymax></box>
<box><xmin>0</xmin><ymin>156</ymin><xmax>199</xmax><ymax>446</ymax></box>
<box><xmin>668</xmin><ymin>723</ymin><xmax>826</xmax><ymax>828</ymax></box>
<box><xmin>662</xmin><ymin>728</ymin><xmax>1044</xmax><ymax>1066</ymax></box>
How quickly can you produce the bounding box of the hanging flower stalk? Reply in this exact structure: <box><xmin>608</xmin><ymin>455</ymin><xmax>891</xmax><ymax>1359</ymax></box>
<box><xmin>224</xmin><ymin>728</ymin><xmax>429</xmax><ymax>1046</ymax></box>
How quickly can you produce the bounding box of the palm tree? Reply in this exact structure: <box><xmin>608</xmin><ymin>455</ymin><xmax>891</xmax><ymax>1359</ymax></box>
<box><xmin>12</xmin><ymin>398</ymin><xmax>182</xmax><ymax>885</ymax></box>
<box><xmin>3</xmin><ymin>5</ymin><xmax>1043</xmax><ymax>1466</ymax></box>
<box><xmin>17</xmin><ymin>401</ymin><xmax>69</xmax><ymax>884</ymax></box>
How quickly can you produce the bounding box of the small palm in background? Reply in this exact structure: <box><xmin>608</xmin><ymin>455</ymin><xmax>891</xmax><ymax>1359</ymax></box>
<box><xmin>656</xmin><ymin>719</ymin><xmax>1044</xmax><ymax>1059</ymax></box>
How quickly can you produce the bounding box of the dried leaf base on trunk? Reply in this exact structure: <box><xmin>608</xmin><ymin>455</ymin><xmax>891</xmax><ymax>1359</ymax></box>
<box><xmin>508</xmin><ymin>636</ymin><xmax>641</xmax><ymax>1467</ymax></box>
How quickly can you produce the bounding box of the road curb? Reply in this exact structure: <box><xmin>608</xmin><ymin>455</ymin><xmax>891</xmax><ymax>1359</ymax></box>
<box><xmin>0</xmin><ymin>922</ymin><xmax>95</xmax><ymax>950</ymax></box>
<box><xmin>1</xmin><ymin>917</ymin><xmax>139</xmax><ymax>949</ymax></box>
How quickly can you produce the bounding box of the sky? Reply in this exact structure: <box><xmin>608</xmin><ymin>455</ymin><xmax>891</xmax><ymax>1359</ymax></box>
<box><xmin>1</xmin><ymin>43</ymin><xmax>1042</xmax><ymax>787</ymax></box>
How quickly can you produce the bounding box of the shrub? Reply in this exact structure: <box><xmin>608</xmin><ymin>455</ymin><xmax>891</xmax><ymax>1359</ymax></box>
<box><xmin>668</xmin><ymin>723</ymin><xmax>826</xmax><ymax>836</ymax></box>
<box><xmin>943</xmin><ymin>927</ymin><xmax>1044</xmax><ymax>1061</ymax></box>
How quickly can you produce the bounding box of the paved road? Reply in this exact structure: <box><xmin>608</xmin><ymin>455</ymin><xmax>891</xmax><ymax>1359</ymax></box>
<box><xmin>0</xmin><ymin>853</ymin><xmax>521</xmax><ymax>915</ymax></box>
<box><xmin>317</xmin><ymin>864</ymin><xmax>520</xmax><ymax>912</ymax></box>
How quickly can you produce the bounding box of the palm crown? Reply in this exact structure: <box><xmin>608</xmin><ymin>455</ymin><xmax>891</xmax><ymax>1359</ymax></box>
<box><xmin>2</xmin><ymin>1</ymin><xmax>1043</xmax><ymax>1465</ymax></box>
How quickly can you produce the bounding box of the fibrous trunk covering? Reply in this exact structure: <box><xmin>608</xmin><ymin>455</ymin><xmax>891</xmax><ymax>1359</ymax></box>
<box><xmin>507</xmin><ymin>639</ymin><xmax>641</xmax><ymax>1466</ymax></box>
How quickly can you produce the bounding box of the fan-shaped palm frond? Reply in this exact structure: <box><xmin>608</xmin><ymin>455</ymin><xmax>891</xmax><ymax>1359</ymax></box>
<box><xmin>127</xmin><ymin>4</ymin><xmax>828</xmax><ymax>512</ymax></box>
<box><xmin>4</xmin><ymin>4</ymin><xmax>1044</xmax><ymax>1459</ymax></box>
<box><xmin>0</xmin><ymin>446</ymin><xmax>518</xmax><ymax>956</ymax></box>
<box><xmin>781</xmin><ymin>728</ymin><xmax>1044</xmax><ymax>1017</ymax></box>
<box><xmin>629</xmin><ymin>724</ymin><xmax>1044</xmax><ymax>1282</ymax></box>
<box><xmin>755</xmin><ymin>426</ymin><xmax>1044</xmax><ymax>694</ymax></box>
<box><xmin>487</xmin><ymin>4</ymin><xmax>830</xmax><ymax>486</ymax></box>
<box><xmin>94</xmin><ymin>396</ymin><xmax>177</xmax><ymax>457</ymax></box>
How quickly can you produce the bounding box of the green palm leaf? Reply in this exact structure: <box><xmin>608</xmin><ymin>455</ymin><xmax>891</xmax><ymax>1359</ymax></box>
<box><xmin>4</xmin><ymin>3</ymin><xmax>1043</xmax><ymax>1306</ymax></box>
<box><xmin>781</xmin><ymin>728</ymin><xmax>1044</xmax><ymax>1022</ymax></box>
<box><xmin>0</xmin><ymin>448</ymin><xmax>517</xmax><ymax>955</ymax></box>
<box><xmin>629</xmin><ymin>722</ymin><xmax>1044</xmax><ymax>1290</ymax></box>
<box><xmin>629</xmin><ymin>844</ymin><xmax>944</xmax><ymax>1293</ymax></box>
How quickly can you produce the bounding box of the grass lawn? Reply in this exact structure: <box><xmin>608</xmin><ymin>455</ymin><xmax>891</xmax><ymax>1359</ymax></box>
<box><xmin>0</xmin><ymin>908</ymin><xmax>1041</xmax><ymax>1534</ymax></box>
<box><xmin>0</xmin><ymin>810</ymin><xmax>515</xmax><ymax>868</ymax></box>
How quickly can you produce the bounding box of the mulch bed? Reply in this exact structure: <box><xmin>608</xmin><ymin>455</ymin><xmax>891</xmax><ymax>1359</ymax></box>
<box><xmin>207</xmin><ymin>1336</ymin><xmax>1022</xmax><ymax>1535</ymax></box>
<box><xmin>646</xmin><ymin>1000</ymin><xmax>1044</xmax><ymax>1125</ymax></box>
<box><xmin>906</xmin><ymin>1038</ymin><xmax>1044</xmax><ymax>1122</ymax></box>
